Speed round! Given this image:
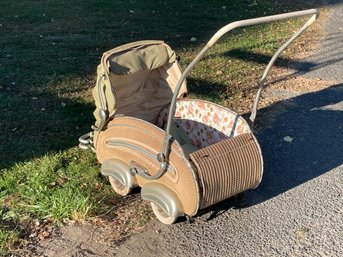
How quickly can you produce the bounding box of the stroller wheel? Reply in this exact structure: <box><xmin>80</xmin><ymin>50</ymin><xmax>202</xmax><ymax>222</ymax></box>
<box><xmin>151</xmin><ymin>202</ymin><xmax>177</xmax><ymax>225</ymax></box>
<box><xmin>108</xmin><ymin>176</ymin><xmax>132</xmax><ymax>196</ymax></box>
<box><xmin>141</xmin><ymin>183</ymin><xmax>184</xmax><ymax>225</ymax></box>
<box><xmin>101</xmin><ymin>158</ymin><xmax>137</xmax><ymax>197</ymax></box>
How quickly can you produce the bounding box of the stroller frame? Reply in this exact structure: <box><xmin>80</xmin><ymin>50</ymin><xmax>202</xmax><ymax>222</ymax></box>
<box><xmin>79</xmin><ymin>9</ymin><xmax>318</xmax><ymax>224</ymax></box>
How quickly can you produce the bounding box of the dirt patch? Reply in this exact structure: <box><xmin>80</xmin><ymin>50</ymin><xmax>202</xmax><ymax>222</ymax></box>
<box><xmin>25</xmin><ymin>224</ymin><xmax>116</xmax><ymax>257</ymax></box>
<box><xmin>8</xmin><ymin>195</ymin><xmax>152</xmax><ymax>257</ymax></box>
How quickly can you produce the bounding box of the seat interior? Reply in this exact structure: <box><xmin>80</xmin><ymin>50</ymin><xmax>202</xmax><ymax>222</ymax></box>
<box><xmin>156</xmin><ymin>99</ymin><xmax>251</xmax><ymax>159</ymax></box>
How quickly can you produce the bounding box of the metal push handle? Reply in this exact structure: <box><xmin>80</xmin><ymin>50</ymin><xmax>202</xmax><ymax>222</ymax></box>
<box><xmin>249</xmin><ymin>10</ymin><xmax>318</xmax><ymax>125</ymax></box>
<box><xmin>147</xmin><ymin>9</ymin><xmax>318</xmax><ymax>181</ymax></box>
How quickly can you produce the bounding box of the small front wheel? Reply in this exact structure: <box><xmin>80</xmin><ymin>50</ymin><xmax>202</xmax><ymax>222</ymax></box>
<box><xmin>108</xmin><ymin>176</ymin><xmax>132</xmax><ymax>196</ymax></box>
<box><xmin>150</xmin><ymin>202</ymin><xmax>177</xmax><ymax>225</ymax></box>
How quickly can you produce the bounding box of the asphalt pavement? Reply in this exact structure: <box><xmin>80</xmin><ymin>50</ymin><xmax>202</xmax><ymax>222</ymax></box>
<box><xmin>115</xmin><ymin>2</ymin><xmax>343</xmax><ymax>256</ymax></box>
<box><xmin>302</xmin><ymin>0</ymin><xmax>343</xmax><ymax>82</ymax></box>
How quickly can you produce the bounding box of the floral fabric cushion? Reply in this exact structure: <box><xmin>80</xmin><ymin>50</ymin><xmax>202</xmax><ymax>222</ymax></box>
<box><xmin>157</xmin><ymin>99</ymin><xmax>251</xmax><ymax>149</ymax></box>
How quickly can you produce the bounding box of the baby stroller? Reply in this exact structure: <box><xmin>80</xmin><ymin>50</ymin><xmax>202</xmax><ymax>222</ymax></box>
<box><xmin>79</xmin><ymin>9</ymin><xmax>317</xmax><ymax>224</ymax></box>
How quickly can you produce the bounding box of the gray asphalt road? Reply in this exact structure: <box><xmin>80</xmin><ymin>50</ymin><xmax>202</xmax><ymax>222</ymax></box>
<box><xmin>115</xmin><ymin>3</ymin><xmax>343</xmax><ymax>257</ymax></box>
<box><xmin>302</xmin><ymin>0</ymin><xmax>343</xmax><ymax>82</ymax></box>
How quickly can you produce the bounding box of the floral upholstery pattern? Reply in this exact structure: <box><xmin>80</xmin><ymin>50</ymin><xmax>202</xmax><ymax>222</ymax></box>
<box><xmin>157</xmin><ymin>99</ymin><xmax>251</xmax><ymax>149</ymax></box>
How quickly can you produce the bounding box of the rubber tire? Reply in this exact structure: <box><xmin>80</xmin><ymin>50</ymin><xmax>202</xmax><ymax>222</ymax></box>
<box><xmin>150</xmin><ymin>202</ymin><xmax>177</xmax><ymax>225</ymax></box>
<box><xmin>109</xmin><ymin>176</ymin><xmax>132</xmax><ymax>196</ymax></box>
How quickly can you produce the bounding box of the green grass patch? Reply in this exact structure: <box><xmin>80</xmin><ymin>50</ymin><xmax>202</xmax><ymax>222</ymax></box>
<box><xmin>0</xmin><ymin>149</ymin><xmax>115</xmax><ymax>222</ymax></box>
<box><xmin>0</xmin><ymin>228</ymin><xmax>19</xmax><ymax>256</ymax></box>
<box><xmin>0</xmin><ymin>0</ymin><xmax>323</xmax><ymax>254</ymax></box>
<box><xmin>183</xmin><ymin>20</ymin><xmax>305</xmax><ymax>104</ymax></box>
<box><xmin>0</xmin><ymin>149</ymin><xmax>116</xmax><ymax>254</ymax></box>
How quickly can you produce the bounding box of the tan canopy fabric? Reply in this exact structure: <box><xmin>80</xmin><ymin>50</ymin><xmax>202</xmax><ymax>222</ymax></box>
<box><xmin>106</xmin><ymin>41</ymin><xmax>176</xmax><ymax>75</ymax></box>
<box><xmin>92</xmin><ymin>41</ymin><xmax>187</xmax><ymax>143</ymax></box>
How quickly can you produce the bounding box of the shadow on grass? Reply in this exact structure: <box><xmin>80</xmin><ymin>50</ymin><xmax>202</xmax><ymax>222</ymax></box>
<box><xmin>0</xmin><ymin>0</ymin><xmax>328</xmax><ymax>87</ymax></box>
<box><xmin>0</xmin><ymin>90</ymin><xmax>95</xmax><ymax>169</ymax></box>
<box><xmin>187</xmin><ymin>78</ymin><xmax>228</xmax><ymax>101</ymax></box>
<box><xmin>0</xmin><ymin>0</ymin><xmax>332</xmax><ymax>170</ymax></box>
<box><xmin>223</xmin><ymin>31</ymin><xmax>343</xmax><ymax>76</ymax></box>
<box><xmin>224</xmin><ymin>49</ymin><xmax>317</xmax><ymax>70</ymax></box>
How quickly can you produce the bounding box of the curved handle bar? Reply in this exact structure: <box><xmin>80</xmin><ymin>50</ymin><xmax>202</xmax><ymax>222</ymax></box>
<box><xmin>145</xmin><ymin>9</ymin><xmax>318</xmax><ymax>181</ymax></box>
<box><xmin>166</xmin><ymin>9</ymin><xmax>318</xmax><ymax>136</ymax></box>
<box><xmin>248</xmin><ymin>10</ymin><xmax>318</xmax><ymax>125</ymax></box>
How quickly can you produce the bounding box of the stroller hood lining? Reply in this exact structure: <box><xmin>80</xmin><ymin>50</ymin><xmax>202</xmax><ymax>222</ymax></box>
<box><xmin>92</xmin><ymin>41</ymin><xmax>186</xmax><ymax>145</ymax></box>
<box><xmin>109</xmin><ymin>61</ymin><xmax>187</xmax><ymax>125</ymax></box>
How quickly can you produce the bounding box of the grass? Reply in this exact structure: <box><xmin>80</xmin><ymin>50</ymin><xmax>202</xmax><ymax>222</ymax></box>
<box><xmin>183</xmin><ymin>21</ymin><xmax>302</xmax><ymax>104</ymax></box>
<box><xmin>0</xmin><ymin>0</ymin><xmax>324</xmax><ymax>254</ymax></box>
<box><xmin>0</xmin><ymin>149</ymin><xmax>114</xmax><ymax>222</ymax></box>
<box><xmin>0</xmin><ymin>149</ymin><xmax>117</xmax><ymax>254</ymax></box>
<box><xmin>0</xmin><ymin>229</ymin><xmax>19</xmax><ymax>256</ymax></box>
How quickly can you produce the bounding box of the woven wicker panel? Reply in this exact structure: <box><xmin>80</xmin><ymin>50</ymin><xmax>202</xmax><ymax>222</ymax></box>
<box><xmin>190</xmin><ymin>133</ymin><xmax>263</xmax><ymax>209</ymax></box>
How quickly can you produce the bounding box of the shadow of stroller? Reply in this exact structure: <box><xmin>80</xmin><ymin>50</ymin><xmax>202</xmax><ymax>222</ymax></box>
<box><xmin>200</xmin><ymin>83</ymin><xmax>343</xmax><ymax>221</ymax></box>
<box><xmin>246</xmin><ymin>83</ymin><xmax>343</xmax><ymax>205</ymax></box>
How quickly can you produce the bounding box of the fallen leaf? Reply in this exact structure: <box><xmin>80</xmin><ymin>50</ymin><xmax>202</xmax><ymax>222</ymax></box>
<box><xmin>38</xmin><ymin>230</ymin><xmax>50</xmax><ymax>240</ymax></box>
<box><xmin>57</xmin><ymin>177</ymin><xmax>66</xmax><ymax>185</ymax></box>
<box><xmin>29</xmin><ymin>232</ymin><xmax>37</xmax><ymax>238</ymax></box>
<box><xmin>80</xmin><ymin>183</ymin><xmax>88</xmax><ymax>189</ymax></box>
<box><xmin>94</xmin><ymin>182</ymin><xmax>103</xmax><ymax>192</ymax></box>
<box><xmin>283</xmin><ymin>136</ymin><xmax>293</xmax><ymax>143</ymax></box>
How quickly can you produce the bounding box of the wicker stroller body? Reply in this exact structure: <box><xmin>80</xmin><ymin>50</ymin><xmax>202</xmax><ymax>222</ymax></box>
<box><xmin>79</xmin><ymin>10</ymin><xmax>317</xmax><ymax>224</ymax></box>
<box><xmin>96</xmin><ymin>100</ymin><xmax>263</xmax><ymax>219</ymax></box>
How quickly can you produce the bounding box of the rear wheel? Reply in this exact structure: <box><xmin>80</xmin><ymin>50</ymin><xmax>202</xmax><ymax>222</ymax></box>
<box><xmin>101</xmin><ymin>159</ymin><xmax>137</xmax><ymax>196</ymax></box>
<box><xmin>150</xmin><ymin>202</ymin><xmax>177</xmax><ymax>225</ymax></box>
<box><xmin>108</xmin><ymin>176</ymin><xmax>132</xmax><ymax>196</ymax></box>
